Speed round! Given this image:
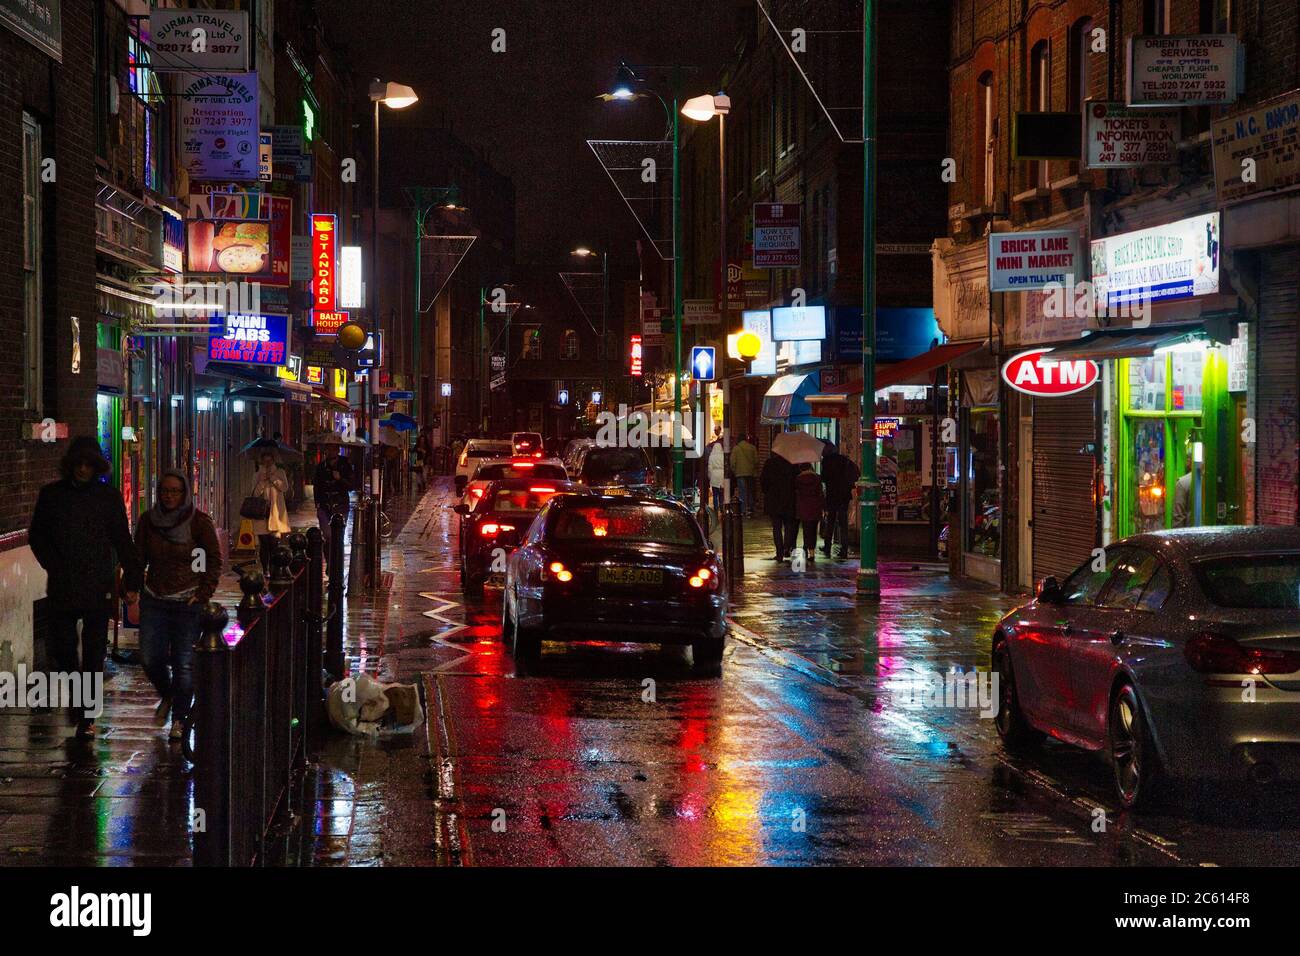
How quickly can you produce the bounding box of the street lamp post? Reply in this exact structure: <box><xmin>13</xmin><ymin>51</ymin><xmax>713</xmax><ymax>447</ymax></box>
<box><xmin>608</xmin><ymin>62</ymin><xmax>697</xmax><ymax>495</ymax></box>
<box><xmin>571</xmin><ymin>246</ymin><xmax>609</xmax><ymax>415</ymax></box>
<box><xmin>406</xmin><ymin>187</ymin><xmax>463</xmax><ymax>427</ymax></box>
<box><xmin>857</xmin><ymin>1</ymin><xmax>882</xmax><ymax>600</ymax></box>
<box><xmin>366</xmin><ymin>79</ymin><xmax>417</xmax><ymax>499</ymax></box>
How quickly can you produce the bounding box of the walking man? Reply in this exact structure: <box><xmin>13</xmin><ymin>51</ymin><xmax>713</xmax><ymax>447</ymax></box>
<box><xmin>759</xmin><ymin>451</ymin><xmax>796</xmax><ymax>560</ymax></box>
<box><xmin>820</xmin><ymin>442</ymin><xmax>860</xmax><ymax>558</ymax></box>
<box><xmin>313</xmin><ymin>448</ymin><xmax>353</xmax><ymax>576</ymax></box>
<box><xmin>28</xmin><ymin>437</ymin><xmax>144</xmax><ymax>739</ymax></box>
<box><xmin>730</xmin><ymin>433</ymin><xmax>758</xmax><ymax>517</ymax></box>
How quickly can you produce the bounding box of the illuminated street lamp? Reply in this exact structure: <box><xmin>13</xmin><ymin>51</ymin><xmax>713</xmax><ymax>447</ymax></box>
<box><xmin>571</xmin><ymin>246</ymin><xmax>609</xmax><ymax>411</ymax></box>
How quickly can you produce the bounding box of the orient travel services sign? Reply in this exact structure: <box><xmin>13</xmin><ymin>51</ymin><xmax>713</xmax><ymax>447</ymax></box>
<box><xmin>988</xmin><ymin>230</ymin><xmax>1082</xmax><ymax>292</ymax></box>
<box><xmin>1127</xmin><ymin>35</ymin><xmax>1242</xmax><ymax>107</ymax></box>
<box><xmin>1001</xmin><ymin>349</ymin><xmax>1099</xmax><ymax>397</ymax></box>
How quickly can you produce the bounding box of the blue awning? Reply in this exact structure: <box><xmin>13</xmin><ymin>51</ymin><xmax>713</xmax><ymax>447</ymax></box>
<box><xmin>761</xmin><ymin>372</ymin><xmax>823</xmax><ymax>423</ymax></box>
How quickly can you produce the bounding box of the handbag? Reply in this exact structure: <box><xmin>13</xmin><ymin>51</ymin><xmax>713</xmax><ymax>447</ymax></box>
<box><xmin>240</xmin><ymin>494</ymin><xmax>270</xmax><ymax>520</ymax></box>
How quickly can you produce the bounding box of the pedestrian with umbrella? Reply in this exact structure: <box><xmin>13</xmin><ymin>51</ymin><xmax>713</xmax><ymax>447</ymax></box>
<box><xmin>759</xmin><ymin>445</ymin><xmax>797</xmax><ymax>560</ymax></box>
<box><xmin>244</xmin><ymin>448</ymin><xmax>290</xmax><ymax>575</ymax></box>
<box><xmin>132</xmin><ymin>468</ymin><xmax>222</xmax><ymax>740</ymax></box>
<box><xmin>794</xmin><ymin>462</ymin><xmax>826</xmax><ymax>562</ymax></box>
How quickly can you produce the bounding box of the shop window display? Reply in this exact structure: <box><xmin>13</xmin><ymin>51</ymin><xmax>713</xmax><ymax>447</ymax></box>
<box><xmin>965</xmin><ymin>410</ymin><xmax>1000</xmax><ymax>556</ymax></box>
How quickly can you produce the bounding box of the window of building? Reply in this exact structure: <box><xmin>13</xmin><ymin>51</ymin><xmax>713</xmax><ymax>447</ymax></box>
<box><xmin>1144</xmin><ymin>0</ymin><xmax>1172</xmax><ymax>33</ymax></box>
<box><xmin>1212</xmin><ymin>0</ymin><xmax>1233</xmax><ymax>32</ymax></box>
<box><xmin>979</xmin><ymin>72</ymin><xmax>995</xmax><ymax>208</ymax></box>
<box><xmin>1030</xmin><ymin>40</ymin><xmax>1051</xmax><ymax>188</ymax></box>
<box><xmin>521</xmin><ymin>326</ymin><xmax>542</xmax><ymax>359</ymax></box>
<box><xmin>965</xmin><ymin>408</ymin><xmax>1000</xmax><ymax>556</ymax></box>
<box><xmin>22</xmin><ymin>112</ymin><xmax>43</xmax><ymax>415</ymax></box>
<box><xmin>561</xmin><ymin>329</ymin><xmax>579</xmax><ymax>360</ymax></box>
<box><xmin>1068</xmin><ymin>19</ymin><xmax>1093</xmax><ymax>113</ymax></box>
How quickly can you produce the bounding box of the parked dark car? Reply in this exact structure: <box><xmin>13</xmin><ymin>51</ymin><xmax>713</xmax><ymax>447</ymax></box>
<box><xmin>991</xmin><ymin>526</ymin><xmax>1300</xmax><ymax>810</ymax></box>
<box><xmin>454</xmin><ymin>478</ymin><xmax>588</xmax><ymax>598</ymax></box>
<box><xmin>503</xmin><ymin>494</ymin><xmax>726</xmax><ymax>673</ymax></box>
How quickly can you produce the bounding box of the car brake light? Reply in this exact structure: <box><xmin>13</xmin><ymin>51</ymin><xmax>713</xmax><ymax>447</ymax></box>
<box><xmin>512</xmin><ymin>460</ymin><xmax>535</xmax><ymax>468</ymax></box>
<box><xmin>545</xmin><ymin>560</ymin><xmax>572</xmax><ymax>583</ymax></box>
<box><xmin>530</xmin><ymin>486</ymin><xmax>556</xmax><ymax>493</ymax></box>
<box><xmin>1185</xmin><ymin>632</ymin><xmax>1300</xmax><ymax>675</ymax></box>
<box><xmin>471</xmin><ymin>487</ymin><xmax>484</xmax><ymax>498</ymax></box>
<box><xmin>534</xmin><ymin>451</ymin><xmax>543</xmax><ymax>458</ymax></box>
<box><xmin>689</xmin><ymin>566</ymin><xmax>719</xmax><ymax>590</ymax></box>
<box><xmin>480</xmin><ymin>522</ymin><xmax>516</xmax><ymax>537</ymax></box>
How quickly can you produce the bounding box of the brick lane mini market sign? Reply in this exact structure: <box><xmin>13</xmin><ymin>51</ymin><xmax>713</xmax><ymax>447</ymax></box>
<box><xmin>208</xmin><ymin>313</ymin><xmax>289</xmax><ymax>367</ymax></box>
<box><xmin>988</xmin><ymin>230</ymin><xmax>1081</xmax><ymax>292</ymax></box>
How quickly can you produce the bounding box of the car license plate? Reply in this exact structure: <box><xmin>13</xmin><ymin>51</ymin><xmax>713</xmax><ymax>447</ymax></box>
<box><xmin>598</xmin><ymin>566</ymin><xmax>662</xmax><ymax>585</ymax></box>
<box><xmin>599</xmin><ymin>486</ymin><xmax>629</xmax><ymax>496</ymax></box>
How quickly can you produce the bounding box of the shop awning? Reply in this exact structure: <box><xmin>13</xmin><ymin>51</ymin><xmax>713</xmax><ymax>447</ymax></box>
<box><xmin>761</xmin><ymin>372</ymin><xmax>822</xmax><ymax>423</ymax></box>
<box><xmin>1044</xmin><ymin>323</ymin><xmax>1209</xmax><ymax>361</ymax></box>
<box><xmin>804</xmin><ymin>340</ymin><xmax>983</xmax><ymax>416</ymax></box>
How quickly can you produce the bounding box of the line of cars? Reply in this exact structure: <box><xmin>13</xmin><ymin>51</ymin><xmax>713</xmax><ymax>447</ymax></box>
<box><xmin>453</xmin><ymin>432</ymin><xmax>726</xmax><ymax>673</ymax></box>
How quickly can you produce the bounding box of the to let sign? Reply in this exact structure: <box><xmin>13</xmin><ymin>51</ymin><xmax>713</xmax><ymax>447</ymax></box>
<box><xmin>753</xmin><ymin>203</ymin><xmax>800</xmax><ymax>268</ymax></box>
<box><xmin>1001</xmin><ymin>349</ymin><xmax>1099</xmax><ymax>397</ymax></box>
<box><xmin>310</xmin><ymin>214</ymin><xmax>337</xmax><ymax>311</ymax></box>
<box><xmin>988</xmin><ymin>230</ymin><xmax>1081</xmax><ymax>291</ymax></box>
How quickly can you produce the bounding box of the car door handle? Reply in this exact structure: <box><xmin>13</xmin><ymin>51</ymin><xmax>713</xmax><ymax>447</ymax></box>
<box><xmin>1110</xmin><ymin>630</ymin><xmax>1126</xmax><ymax>646</ymax></box>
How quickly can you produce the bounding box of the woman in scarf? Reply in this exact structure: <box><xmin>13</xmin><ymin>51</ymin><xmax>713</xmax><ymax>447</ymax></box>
<box><xmin>251</xmin><ymin>449</ymin><xmax>291</xmax><ymax>574</ymax></box>
<box><xmin>132</xmin><ymin>469</ymin><xmax>222</xmax><ymax>739</ymax></box>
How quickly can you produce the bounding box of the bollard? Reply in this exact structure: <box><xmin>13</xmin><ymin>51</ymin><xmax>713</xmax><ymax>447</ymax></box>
<box><xmin>723</xmin><ymin>500</ymin><xmax>745</xmax><ymax>581</ymax></box>
<box><xmin>326</xmin><ymin>513</ymin><xmax>346</xmax><ymax>679</ymax></box>
<box><xmin>269</xmin><ymin>543</ymin><xmax>294</xmax><ymax>591</ymax></box>
<box><xmin>287</xmin><ymin>531</ymin><xmax>308</xmax><ymax>575</ymax></box>
<box><xmin>237</xmin><ymin>569</ymin><xmax>266</xmax><ymax>628</ymax></box>
<box><xmin>192</xmin><ymin>602</ymin><xmax>232</xmax><ymax>867</ymax></box>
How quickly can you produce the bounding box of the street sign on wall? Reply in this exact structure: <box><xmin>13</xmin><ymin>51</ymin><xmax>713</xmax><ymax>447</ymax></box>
<box><xmin>208</xmin><ymin>313</ymin><xmax>290</xmax><ymax>367</ymax></box>
<box><xmin>178</xmin><ymin>72</ymin><xmax>259</xmax><ymax>182</ymax></box>
<box><xmin>310</xmin><ymin>214</ymin><xmax>337</xmax><ymax>311</ymax></box>
<box><xmin>1127</xmin><ymin>35</ymin><xmax>1242</xmax><ymax>106</ymax></box>
<box><xmin>753</xmin><ymin>203</ymin><xmax>800</xmax><ymax>268</ymax></box>
<box><xmin>987</xmin><ymin>229</ymin><xmax>1082</xmax><ymax>292</ymax></box>
<box><xmin>1001</xmin><ymin>348</ymin><xmax>1099</xmax><ymax>397</ymax></box>
<box><xmin>148</xmin><ymin>8</ymin><xmax>249</xmax><ymax>72</ymax></box>
<box><xmin>1084</xmin><ymin>101</ymin><xmax>1179</xmax><ymax>168</ymax></box>
<box><xmin>1091</xmin><ymin>212</ymin><xmax>1221</xmax><ymax>307</ymax></box>
<box><xmin>683</xmin><ymin>299</ymin><xmax>720</xmax><ymax>326</ymax></box>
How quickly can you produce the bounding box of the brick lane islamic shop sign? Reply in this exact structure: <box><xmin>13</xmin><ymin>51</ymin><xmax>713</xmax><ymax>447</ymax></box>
<box><xmin>208</xmin><ymin>313</ymin><xmax>289</xmax><ymax>368</ymax></box>
<box><xmin>988</xmin><ymin>230</ymin><xmax>1081</xmax><ymax>292</ymax></box>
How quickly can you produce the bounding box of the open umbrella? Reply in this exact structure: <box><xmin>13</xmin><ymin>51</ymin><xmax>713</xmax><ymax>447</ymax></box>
<box><xmin>304</xmin><ymin>431</ymin><xmax>367</xmax><ymax>447</ymax></box>
<box><xmin>770</xmin><ymin>429</ymin><xmax>827</xmax><ymax>465</ymax></box>
<box><xmin>379</xmin><ymin>413</ymin><xmax>417</xmax><ymax>432</ymax></box>
<box><xmin>239</xmin><ymin>436</ymin><xmax>303</xmax><ymax>462</ymax></box>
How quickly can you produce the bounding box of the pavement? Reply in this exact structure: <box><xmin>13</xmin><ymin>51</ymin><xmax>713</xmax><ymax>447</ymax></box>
<box><xmin>3</xmin><ymin>479</ymin><xmax>1298</xmax><ymax>866</ymax></box>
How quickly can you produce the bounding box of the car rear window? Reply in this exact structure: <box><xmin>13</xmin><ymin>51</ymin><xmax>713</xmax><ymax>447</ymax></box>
<box><xmin>487</xmin><ymin>487</ymin><xmax>567</xmax><ymax>514</ymax></box>
<box><xmin>475</xmin><ymin>463</ymin><xmax>565</xmax><ymax>481</ymax></box>
<box><xmin>469</xmin><ymin>443</ymin><xmax>512</xmax><ymax>458</ymax></box>
<box><xmin>1195</xmin><ymin>554</ymin><xmax>1300</xmax><ymax>609</ymax></box>
<box><xmin>582</xmin><ymin>448</ymin><xmax>650</xmax><ymax>480</ymax></box>
<box><xmin>551</xmin><ymin>505</ymin><xmax>698</xmax><ymax>545</ymax></box>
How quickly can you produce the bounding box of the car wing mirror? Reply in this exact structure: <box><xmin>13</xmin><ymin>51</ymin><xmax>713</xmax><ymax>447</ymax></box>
<box><xmin>453</xmin><ymin>503</ymin><xmax>469</xmax><ymax>515</ymax></box>
<box><xmin>1036</xmin><ymin>575</ymin><xmax>1062</xmax><ymax>604</ymax></box>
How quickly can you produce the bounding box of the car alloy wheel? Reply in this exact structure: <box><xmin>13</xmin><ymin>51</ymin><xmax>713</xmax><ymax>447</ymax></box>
<box><xmin>1109</xmin><ymin>683</ymin><xmax>1155</xmax><ymax>810</ymax></box>
<box><xmin>992</xmin><ymin>641</ymin><xmax>1038</xmax><ymax>746</ymax></box>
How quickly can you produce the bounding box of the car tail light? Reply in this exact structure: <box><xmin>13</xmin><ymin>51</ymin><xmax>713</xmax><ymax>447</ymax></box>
<box><xmin>480</xmin><ymin>522</ymin><xmax>516</xmax><ymax>537</ymax></box>
<box><xmin>471</xmin><ymin>487</ymin><xmax>484</xmax><ymax>499</ymax></box>
<box><xmin>512</xmin><ymin>460</ymin><xmax>535</xmax><ymax>468</ymax></box>
<box><xmin>688</xmin><ymin>565</ymin><xmax>720</xmax><ymax>590</ymax></box>
<box><xmin>544</xmin><ymin>560</ymin><xmax>572</xmax><ymax>583</ymax></box>
<box><xmin>530</xmin><ymin>486</ymin><xmax>556</xmax><ymax>493</ymax></box>
<box><xmin>1185</xmin><ymin>632</ymin><xmax>1300</xmax><ymax>675</ymax></box>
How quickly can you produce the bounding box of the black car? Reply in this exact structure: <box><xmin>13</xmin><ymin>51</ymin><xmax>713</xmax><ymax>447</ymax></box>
<box><xmin>455</xmin><ymin>478</ymin><xmax>588</xmax><ymax>598</ymax></box>
<box><xmin>570</xmin><ymin>444</ymin><xmax>659</xmax><ymax>496</ymax></box>
<box><xmin>503</xmin><ymin>494</ymin><xmax>727</xmax><ymax>673</ymax></box>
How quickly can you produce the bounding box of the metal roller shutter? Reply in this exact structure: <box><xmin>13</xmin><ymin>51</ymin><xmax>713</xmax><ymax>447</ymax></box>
<box><xmin>1256</xmin><ymin>248</ymin><xmax>1299</xmax><ymax>526</ymax></box>
<box><xmin>1032</xmin><ymin>393</ymin><xmax>1097</xmax><ymax>580</ymax></box>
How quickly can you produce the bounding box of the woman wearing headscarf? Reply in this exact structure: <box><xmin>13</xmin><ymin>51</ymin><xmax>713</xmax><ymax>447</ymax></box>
<box><xmin>133</xmin><ymin>469</ymin><xmax>222</xmax><ymax>739</ymax></box>
<box><xmin>251</xmin><ymin>449</ymin><xmax>291</xmax><ymax>574</ymax></box>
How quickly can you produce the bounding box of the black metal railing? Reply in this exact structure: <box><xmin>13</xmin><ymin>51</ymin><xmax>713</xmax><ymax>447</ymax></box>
<box><xmin>191</xmin><ymin>528</ymin><xmax>326</xmax><ymax>866</ymax></box>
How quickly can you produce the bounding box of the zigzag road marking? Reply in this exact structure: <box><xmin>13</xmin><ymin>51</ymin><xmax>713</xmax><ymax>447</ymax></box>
<box><xmin>418</xmin><ymin>590</ymin><xmax>477</xmax><ymax>673</ymax></box>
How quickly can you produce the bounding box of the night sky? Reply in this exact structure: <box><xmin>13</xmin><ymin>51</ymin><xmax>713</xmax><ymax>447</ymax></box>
<box><xmin>317</xmin><ymin>0</ymin><xmax>741</xmax><ymax>270</ymax></box>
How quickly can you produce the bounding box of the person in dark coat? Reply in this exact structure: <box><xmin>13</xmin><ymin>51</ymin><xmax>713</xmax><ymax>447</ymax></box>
<box><xmin>28</xmin><ymin>436</ymin><xmax>144</xmax><ymax>739</ymax></box>
<box><xmin>313</xmin><ymin>449</ymin><xmax>353</xmax><ymax>576</ymax></box>
<box><xmin>759</xmin><ymin>452</ymin><xmax>797</xmax><ymax>560</ymax></box>
<box><xmin>133</xmin><ymin>468</ymin><xmax>222</xmax><ymax>740</ymax></box>
<box><xmin>820</xmin><ymin>444</ymin><xmax>860</xmax><ymax>558</ymax></box>
<box><xmin>793</xmin><ymin>462</ymin><xmax>826</xmax><ymax>562</ymax></box>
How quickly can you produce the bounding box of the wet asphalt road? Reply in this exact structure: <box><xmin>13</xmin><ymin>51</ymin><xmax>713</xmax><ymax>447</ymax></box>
<box><xmin>339</xmin><ymin>482</ymin><xmax>1300</xmax><ymax>867</ymax></box>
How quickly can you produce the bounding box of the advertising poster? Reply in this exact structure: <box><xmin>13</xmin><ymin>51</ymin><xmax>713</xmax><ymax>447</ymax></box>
<box><xmin>1211</xmin><ymin>91</ymin><xmax>1300</xmax><ymax>205</ymax></box>
<box><xmin>753</xmin><ymin>203</ymin><xmax>800</xmax><ymax>268</ymax></box>
<box><xmin>147</xmin><ymin>8</ymin><xmax>248</xmax><ymax>71</ymax></box>
<box><xmin>988</xmin><ymin>230</ymin><xmax>1082</xmax><ymax>291</ymax></box>
<box><xmin>1091</xmin><ymin>213</ymin><xmax>1221</xmax><ymax>307</ymax></box>
<box><xmin>207</xmin><ymin>313</ymin><xmax>289</xmax><ymax>367</ymax></box>
<box><xmin>1127</xmin><ymin>35</ymin><xmax>1241</xmax><ymax>106</ymax></box>
<box><xmin>1084</xmin><ymin>101</ymin><xmax>1179</xmax><ymax>168</ymax></box>
<box><xmin>185</xmin><ymin>192</ymin><xmax>290</xmax><ymax>284</ymax></box>
<box><xmin>178</xmin><ymin>72</ymin><xmax>259</xmax><ymax>181</ymax></box>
